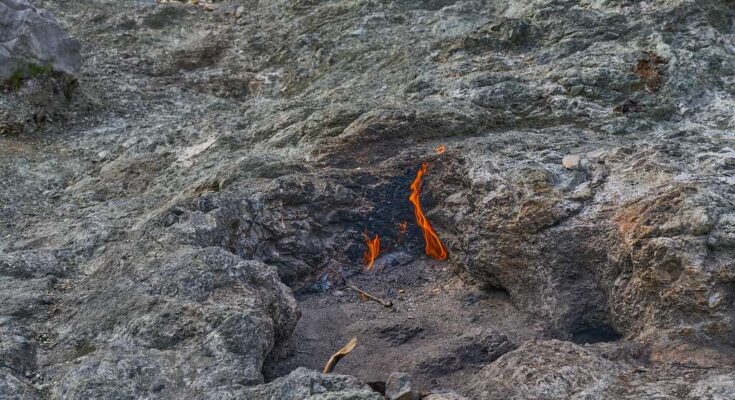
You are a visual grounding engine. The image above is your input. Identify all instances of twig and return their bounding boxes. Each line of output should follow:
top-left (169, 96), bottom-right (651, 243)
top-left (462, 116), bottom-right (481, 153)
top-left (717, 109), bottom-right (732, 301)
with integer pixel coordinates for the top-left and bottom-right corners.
top-left (345, 282), bottom-right (393, 308)
top-left (323, 337), bottom-right (358, 373)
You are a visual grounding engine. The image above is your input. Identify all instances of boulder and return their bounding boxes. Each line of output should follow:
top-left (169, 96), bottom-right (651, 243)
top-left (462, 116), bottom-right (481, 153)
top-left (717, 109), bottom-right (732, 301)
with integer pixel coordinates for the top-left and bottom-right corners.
top-left (240, 367), bottom-right (382, 400)
top-left (385, 372), bottom-right (419, 400)
top-left (0, 0), bottom-right (81, 80)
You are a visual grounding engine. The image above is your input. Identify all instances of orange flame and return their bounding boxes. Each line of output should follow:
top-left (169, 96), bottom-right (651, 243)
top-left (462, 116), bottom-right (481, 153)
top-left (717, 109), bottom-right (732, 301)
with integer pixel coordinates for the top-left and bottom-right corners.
top-left (397, 221), bottom-right (408, 243)
top-left (409, 163), bottom-right (448, 260)
top-left (435, 145), bottom-right (446, 154)
top-left (362, 233), bottom-right (380, 271)
top-left (398, 221), bottom-right (408, 234)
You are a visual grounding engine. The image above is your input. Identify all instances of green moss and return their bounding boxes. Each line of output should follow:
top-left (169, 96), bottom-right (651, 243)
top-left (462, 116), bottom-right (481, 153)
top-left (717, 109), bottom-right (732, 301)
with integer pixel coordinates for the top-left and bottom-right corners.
top-left (5, 62), bottom-right (53, 91)
top-left (28, 63), bottom-right (53, 77)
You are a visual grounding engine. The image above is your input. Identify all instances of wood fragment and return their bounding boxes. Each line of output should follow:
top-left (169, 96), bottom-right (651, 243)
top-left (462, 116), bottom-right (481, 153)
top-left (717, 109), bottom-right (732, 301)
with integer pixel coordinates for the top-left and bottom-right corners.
top-left (346, 282), bottom-right (393, 308)
top-left (323, 337), bottom-right (358, 373)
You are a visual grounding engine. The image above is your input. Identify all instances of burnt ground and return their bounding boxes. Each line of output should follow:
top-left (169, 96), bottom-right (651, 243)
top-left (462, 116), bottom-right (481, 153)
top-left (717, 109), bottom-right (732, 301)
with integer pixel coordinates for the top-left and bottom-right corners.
top-left (265, 254), bottom-right (545, 396)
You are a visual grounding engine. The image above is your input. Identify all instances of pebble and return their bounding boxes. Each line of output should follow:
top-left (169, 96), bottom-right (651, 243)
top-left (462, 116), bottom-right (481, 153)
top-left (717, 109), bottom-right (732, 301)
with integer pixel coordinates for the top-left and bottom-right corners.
top-left (562, 154), bottom-right (582, 170)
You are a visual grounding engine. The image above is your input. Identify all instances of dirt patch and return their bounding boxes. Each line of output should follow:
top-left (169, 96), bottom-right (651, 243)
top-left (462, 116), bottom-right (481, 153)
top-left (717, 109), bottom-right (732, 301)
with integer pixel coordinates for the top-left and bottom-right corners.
top-left (633, 51), bottom-right (667, 92)
top-left (264, 256), bottom-right (544, 396)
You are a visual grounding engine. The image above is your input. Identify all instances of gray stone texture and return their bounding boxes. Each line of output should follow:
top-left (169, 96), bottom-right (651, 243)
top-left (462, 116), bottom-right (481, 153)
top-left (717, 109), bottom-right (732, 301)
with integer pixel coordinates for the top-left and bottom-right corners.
top-left (0, 0), bottom-right (734, 399)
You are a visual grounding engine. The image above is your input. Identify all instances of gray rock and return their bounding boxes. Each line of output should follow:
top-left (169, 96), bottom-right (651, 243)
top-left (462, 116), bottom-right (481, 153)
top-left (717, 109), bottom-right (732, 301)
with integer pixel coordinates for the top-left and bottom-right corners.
top-left (687, 374), bottom-right (735, 400)
top-left (468, 339), bottom-right (735, 400)
top-left (0, 250), bottom-right (63, 279)
top-left (468, 340), bottom-right (625, 399)
top-left (424, 392), bottom-right (468, 400)
top-left (0, 370), bottom-right (37, 400)
top-left (0, 318), bottom-right (36, 375)
top-left (0, 0), bottom-right (81, 80)
top-left (239, 367), bottom-right (382, 400)
top-left (385, 372), bottom-right (419, 400)
top-left (0, 0), bottom-right (85, 134)
top-left (415, 328), bottom-right (516, 376)
top-left (44, 247), bottom-right (300, 399)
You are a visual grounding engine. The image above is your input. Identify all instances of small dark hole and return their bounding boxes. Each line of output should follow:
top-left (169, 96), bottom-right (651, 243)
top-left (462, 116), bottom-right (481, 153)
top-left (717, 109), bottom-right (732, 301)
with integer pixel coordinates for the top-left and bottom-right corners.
top-left (572, 324), bottom-right (621, 344)
top-left (367, 381), bottom-right (386, 395)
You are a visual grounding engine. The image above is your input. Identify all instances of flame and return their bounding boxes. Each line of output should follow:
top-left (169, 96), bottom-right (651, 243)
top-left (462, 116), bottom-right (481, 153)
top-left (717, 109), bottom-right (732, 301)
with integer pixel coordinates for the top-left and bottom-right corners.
top-left (362, 233), bottom-right (380, 271)
top-left (409, 163), bottom-right (448, 260)
top-left (435, 145), bottom-right (446, 154)
top-left (397, 221), bottom-right (408, 243)
top-left (398, 221), bottom-right (408, 234)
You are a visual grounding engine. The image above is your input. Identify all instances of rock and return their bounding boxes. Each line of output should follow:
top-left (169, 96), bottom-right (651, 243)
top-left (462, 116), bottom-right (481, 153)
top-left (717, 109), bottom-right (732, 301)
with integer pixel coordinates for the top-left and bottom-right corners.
top-left (239, 367), bottom-right (382, 400)
top-left (0, 250), bottom-right (63, 279)
top-left (0, 318), bottom-right (36, 375)
top-left (467, 340), bottom-right (735, 400)
top-left (415, 329), bottom-right (515, 376)
top-left (561, 154), bottom-right (582, 170)
top-left (687, 374), bottom-right (735, 400)
top-left (0, 0), bottom-right (81, 80)
top-left (0, 371), bottom-right (37, 400)
top-left (424, 392), bottom-right (468, 400)
top-left (385, 372), bottom-right (419, 400)
top-left (44, 247), bottom-right (300, 399)
top-left (468, 340), bottom-right (625, 399)
top-left (235, 6), bottom-right (245, 18)
top-left (0, 1), bottom-right (86, 133)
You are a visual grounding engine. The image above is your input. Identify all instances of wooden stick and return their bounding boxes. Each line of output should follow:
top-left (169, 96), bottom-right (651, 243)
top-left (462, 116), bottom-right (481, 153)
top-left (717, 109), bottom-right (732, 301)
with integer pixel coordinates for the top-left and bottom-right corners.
top-left (346, 282), bottom-right (393, 308)
top-left (323, 337), bottom-right (358, 373)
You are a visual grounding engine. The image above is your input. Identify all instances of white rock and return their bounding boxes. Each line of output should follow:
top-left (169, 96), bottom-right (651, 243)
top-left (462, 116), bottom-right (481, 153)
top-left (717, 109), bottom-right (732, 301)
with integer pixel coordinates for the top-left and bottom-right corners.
top-left (562, 154), bottom-right (582, 170)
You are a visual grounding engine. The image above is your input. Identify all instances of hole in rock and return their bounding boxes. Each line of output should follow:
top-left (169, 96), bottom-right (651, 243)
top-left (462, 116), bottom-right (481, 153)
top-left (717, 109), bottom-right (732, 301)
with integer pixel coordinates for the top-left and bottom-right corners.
top-left (571, 324), bottom-right (621, 344)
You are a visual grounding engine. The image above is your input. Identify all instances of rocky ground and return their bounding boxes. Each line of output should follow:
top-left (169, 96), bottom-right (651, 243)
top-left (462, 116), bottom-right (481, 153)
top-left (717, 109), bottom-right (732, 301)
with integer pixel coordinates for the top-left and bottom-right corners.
top-left (1, 0), bottom-right (735, 399)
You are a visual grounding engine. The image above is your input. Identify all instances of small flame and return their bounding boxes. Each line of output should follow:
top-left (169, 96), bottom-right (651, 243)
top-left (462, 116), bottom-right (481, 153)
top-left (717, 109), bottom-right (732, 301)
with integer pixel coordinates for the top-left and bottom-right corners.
top-left (398, 221), bottom-right (408, 234)
top-left (409, 163), bottom-right (448, 260)
top-left (397, 221), bottom-right (408, 243)
top-left (435, 145), bottom-right (446, 154)
top-left (362, 233), bottom-right (380, 271)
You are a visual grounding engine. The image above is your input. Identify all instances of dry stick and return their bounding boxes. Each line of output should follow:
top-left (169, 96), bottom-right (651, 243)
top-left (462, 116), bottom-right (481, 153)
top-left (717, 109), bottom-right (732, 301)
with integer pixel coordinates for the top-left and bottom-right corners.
top-left (345, 282), bottom-right (393, 308)
top-left (323, 337), bottom-right (358, 373)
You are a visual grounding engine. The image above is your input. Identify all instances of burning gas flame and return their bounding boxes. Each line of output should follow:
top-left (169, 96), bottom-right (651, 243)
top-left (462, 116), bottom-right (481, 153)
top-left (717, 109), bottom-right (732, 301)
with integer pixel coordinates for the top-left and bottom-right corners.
top-left (409, 163), bottom-right (448, 260)
top-left (396, 221), bottom-right (408, 243)
top-left (435, 144), bottom-right (446, 154)
top-left (362, 233), bottom-right (380, 271)
top-left (398, 221), bottom-right (408, 234)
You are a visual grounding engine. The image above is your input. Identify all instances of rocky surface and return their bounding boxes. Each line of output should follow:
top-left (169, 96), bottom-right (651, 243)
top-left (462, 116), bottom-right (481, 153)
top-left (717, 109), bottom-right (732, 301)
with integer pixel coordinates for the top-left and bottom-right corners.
top-left (1, 0), bottom-right (734, 399)
top-left (226, 367), bottom-right (383, 400)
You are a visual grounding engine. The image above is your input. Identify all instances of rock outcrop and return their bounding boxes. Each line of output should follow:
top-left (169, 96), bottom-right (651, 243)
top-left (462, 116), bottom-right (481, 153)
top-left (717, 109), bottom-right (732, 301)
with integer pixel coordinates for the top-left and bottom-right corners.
top-left (0, 0), bottom-right (80, 80)
top-left (0, 0), bottom-right (84, 134)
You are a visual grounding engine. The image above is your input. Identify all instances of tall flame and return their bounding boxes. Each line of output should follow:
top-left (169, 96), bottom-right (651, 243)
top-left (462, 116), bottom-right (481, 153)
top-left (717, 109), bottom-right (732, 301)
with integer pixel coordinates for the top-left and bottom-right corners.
top-left (362, 233), bottom-right (380, 271)
top-left (409, 163), bottom-right (448, 260)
